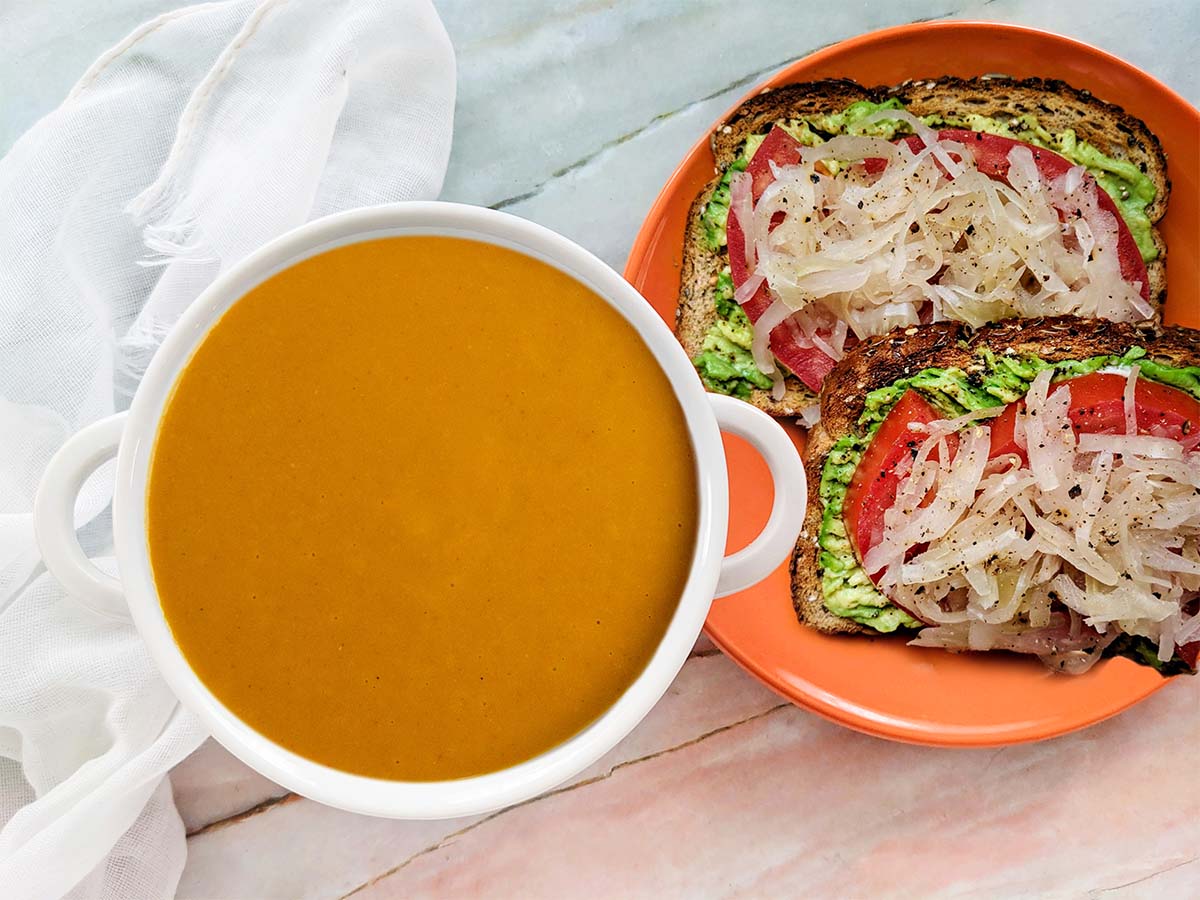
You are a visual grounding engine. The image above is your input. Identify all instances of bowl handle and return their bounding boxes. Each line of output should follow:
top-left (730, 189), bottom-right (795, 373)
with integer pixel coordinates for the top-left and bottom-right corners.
top-left (34, 412), bottom-right (130, 620)
top-left (707, 394), bottom-right (807, 598)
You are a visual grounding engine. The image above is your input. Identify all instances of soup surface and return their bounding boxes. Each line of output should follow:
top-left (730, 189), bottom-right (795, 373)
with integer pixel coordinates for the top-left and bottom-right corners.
top-left (148, 236), bottom-right (698, 780)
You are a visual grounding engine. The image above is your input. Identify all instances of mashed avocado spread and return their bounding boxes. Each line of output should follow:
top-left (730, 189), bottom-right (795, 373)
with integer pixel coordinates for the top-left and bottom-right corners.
top-left (692, 268), bottom-right (774, 398)
top-left (693, 99), bottom-right (1161, 399)
top-left (818, 348), bottom-right (1200, 636)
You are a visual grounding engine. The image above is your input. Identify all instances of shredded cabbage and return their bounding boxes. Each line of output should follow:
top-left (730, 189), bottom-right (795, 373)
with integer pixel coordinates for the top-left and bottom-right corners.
top-left (732, 134), bottom-right (1149, 367)
top-left (877, 370), bottom-right (1200, 672)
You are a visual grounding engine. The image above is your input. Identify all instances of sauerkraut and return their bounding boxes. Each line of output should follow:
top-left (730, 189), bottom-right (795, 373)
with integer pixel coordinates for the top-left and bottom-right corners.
top-left (871, 369), bottom-right (1200, 673)
top-left (730, 115), bottom-right (1151, 377)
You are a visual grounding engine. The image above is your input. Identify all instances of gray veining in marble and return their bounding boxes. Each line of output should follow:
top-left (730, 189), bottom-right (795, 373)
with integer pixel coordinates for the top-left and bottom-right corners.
top-left (4, 3), bottom-right (1197, 274)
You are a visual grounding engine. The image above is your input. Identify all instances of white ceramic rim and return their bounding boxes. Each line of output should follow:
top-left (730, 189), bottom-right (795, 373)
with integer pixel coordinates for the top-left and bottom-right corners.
top-left (112, 202), bottom-right (732, 819)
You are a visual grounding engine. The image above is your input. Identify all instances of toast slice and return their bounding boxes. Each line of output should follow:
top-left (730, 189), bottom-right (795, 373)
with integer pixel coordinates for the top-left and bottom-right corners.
top-left (678, 77), bottom-right (1171, 418)
top-left (791, 316), bottom-right (1200, 635)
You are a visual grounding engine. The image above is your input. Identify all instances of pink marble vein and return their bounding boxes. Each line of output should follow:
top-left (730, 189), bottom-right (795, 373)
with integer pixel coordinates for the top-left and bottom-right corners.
top-left (176, 652), bottom-right (781, 899)
top-left (352, 678), bottom-right (1200, 899)
top-left (176, 652), bottom-right (1200, 899)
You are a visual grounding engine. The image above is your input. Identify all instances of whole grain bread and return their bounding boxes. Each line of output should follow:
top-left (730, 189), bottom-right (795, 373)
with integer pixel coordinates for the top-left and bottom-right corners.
top-left (790, 316), bottom-right (1200, 635)
top-left (678, 77), bottom-right (1171, 418)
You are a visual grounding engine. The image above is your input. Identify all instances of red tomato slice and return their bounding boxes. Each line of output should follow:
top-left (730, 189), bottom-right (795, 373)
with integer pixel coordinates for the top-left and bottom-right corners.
top-left (1181, 640), bottom-right (1199, 670)
top-left (987, 402), bottom-right (1023, 461)
top-left (845, 375), bottom-right (1200, 557)
top-left (728, 126), bottom-right (803, 293)
top-left (746, 126), bottom-right (804, 203)
top-left (779, 343), bottom-right (840, 394)
top-left (843, 391), bottom-right (945, 570)
top-left (898, 130), bottom-right (1150, 300)
top-left (1061, 372), bottom-right (1200, 438)
top-left (988, 372), bottom-right (1200, 462)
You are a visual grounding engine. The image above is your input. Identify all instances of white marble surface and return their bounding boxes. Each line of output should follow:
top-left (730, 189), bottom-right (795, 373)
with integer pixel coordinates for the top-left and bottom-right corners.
top-left (6, 0), bottom-right (1200, 897)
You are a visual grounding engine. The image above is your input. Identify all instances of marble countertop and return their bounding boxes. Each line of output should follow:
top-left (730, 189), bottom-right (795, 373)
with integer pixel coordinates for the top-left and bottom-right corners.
top-left (7, 0), bottom-right (1200, 897)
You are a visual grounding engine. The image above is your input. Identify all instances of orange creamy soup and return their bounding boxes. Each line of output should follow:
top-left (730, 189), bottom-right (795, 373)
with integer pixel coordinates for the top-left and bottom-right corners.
top-left (147, 236), bottom-right (698, 780)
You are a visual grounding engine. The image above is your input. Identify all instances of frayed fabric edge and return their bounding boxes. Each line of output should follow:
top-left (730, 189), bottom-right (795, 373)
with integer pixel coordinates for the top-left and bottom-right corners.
top-left (123, 0), bottom-right (284, 266)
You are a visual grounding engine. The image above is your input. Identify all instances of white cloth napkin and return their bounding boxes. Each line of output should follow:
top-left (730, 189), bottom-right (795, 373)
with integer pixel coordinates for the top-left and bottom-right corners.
top-left (0, 1), bottom-right (456, 896)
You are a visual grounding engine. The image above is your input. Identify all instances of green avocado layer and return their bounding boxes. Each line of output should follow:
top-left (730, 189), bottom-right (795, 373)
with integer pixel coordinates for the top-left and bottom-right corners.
top-left (692, 99), bottom-right (1161, 399)
top-left (817, 348), bottom-right (1200, 649)
top-left (699, 158), bottom-right (748, 253)
top-left (691, 268), bottom-right (774, 399)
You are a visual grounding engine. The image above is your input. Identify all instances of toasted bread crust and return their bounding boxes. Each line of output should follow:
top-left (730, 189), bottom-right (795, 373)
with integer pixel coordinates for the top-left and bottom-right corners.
top-left (790, 316), bottom-right (1200, 635)
top-left (815, 316), bottom-right (1180, 432)
top-left (711, 79), bottom-right (881, 166)
top-left (677, 76), bottom-right (1171, 419)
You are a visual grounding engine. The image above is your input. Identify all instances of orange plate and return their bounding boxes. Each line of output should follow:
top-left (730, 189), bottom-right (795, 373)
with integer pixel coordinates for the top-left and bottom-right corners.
top-left (624, 22), bottom-right (1200, 746)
